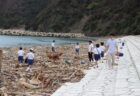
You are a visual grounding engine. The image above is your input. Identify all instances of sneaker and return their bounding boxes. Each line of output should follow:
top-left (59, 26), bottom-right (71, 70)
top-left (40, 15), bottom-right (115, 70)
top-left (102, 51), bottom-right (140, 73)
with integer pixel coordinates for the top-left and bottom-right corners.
top-left (29, 68), bottom-right (32, 72)
top-left (25, 68), bottom-right (30, 72)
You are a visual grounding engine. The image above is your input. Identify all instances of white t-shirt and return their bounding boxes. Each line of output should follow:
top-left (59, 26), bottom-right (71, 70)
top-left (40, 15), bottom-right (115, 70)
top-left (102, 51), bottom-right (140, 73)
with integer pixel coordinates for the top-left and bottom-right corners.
top-left (106, 39), bottom-right (118, 54)
top-left (26, 52), bottom-right (34, 60)
top-left (88, 44), bottom-right (94, 52)
top-left (18, 50), bottom-right (24, 56)
top-left (119, 49), bottom-right (123, 54)
top-left (117, 38), bottom-right (124, 47)
top-left (51, 42), bottom-right (55, 47)
top-left (117, 39), bottom-right (122, 46)
top-left (75, 45), bottom-right (80, 49)
top-left (93, 48), bottom-right (101, 54)
top-left (100, 46), bottom-right (105, 52)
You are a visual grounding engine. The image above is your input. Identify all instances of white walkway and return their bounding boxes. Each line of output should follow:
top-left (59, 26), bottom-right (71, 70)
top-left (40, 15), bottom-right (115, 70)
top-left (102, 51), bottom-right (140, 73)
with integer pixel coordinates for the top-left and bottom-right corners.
top-left (52, 36), bottom-right (140, 96)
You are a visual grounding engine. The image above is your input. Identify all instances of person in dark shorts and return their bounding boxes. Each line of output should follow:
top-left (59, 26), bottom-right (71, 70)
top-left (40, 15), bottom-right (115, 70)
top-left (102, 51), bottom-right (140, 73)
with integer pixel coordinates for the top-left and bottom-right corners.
top-left (122, 39), bottom-right (125, 46)
top-left (17, 47), bottom-right (24, 63)
top-left (17, 47), bottom-right (24, 67)
top-left (93, 44), bottom-right (101, 68)
top-left (25, 48), bottom-right (35, 72)
top-left (75, 43), bottom-right (80, 56)
top-left (119, 47), bottom-right (124, 57)
top-left (51, 40), bottom-right (56, 52)
top-left (100, 42), bottom-right (105, 62)
top-left (88, 41), bottom-right (94, 63)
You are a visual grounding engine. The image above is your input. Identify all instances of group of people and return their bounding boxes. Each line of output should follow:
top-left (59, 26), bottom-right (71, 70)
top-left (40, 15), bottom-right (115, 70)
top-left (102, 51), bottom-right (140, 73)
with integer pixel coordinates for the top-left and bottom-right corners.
top-left (17, 40), bottom-right (56, 72)
top-left (17, 47), bottom-right (34, 72)
top-left (87, 41), bottom-right (105, 68)
top-left (17, 33), bottom-right (125, 72)
top-left (74, 33), bottom-right (125, 69)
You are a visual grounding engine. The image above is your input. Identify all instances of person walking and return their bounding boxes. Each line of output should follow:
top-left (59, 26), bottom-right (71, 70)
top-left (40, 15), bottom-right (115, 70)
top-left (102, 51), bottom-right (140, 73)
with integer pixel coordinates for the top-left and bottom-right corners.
top-left (100, 42), bottom-right (105, 61)
top-left (93, 44), bottom-right (101, 68)
top-left (75, 43), bottom-right (80, 56)
top-left (25, 48), bottom-right (35, 72)
top-left (105, 34), bottom-right (118, 69)
top-left (88, 40), bottom-right (94, 63)
top-left (51, 40), bottom-right (56, 52)
top-left (17, 47), bottom-right (24, 67)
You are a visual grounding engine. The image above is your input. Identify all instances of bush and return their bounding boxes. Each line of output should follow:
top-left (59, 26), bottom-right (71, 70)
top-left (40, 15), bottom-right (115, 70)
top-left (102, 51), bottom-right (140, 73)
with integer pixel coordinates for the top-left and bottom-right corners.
top-left (87, 2), bottom-right (99, 9)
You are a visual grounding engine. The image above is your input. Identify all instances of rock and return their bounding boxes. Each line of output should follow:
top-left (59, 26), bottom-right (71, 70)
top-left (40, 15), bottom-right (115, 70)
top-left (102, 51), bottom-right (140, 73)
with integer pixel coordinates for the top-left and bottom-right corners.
top-left (0, 29), bottom-right (85, 38)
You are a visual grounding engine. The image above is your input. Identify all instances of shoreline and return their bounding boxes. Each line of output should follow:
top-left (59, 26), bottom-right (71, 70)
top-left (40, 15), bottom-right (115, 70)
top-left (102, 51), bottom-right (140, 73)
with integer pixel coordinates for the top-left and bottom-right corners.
top-left (0, 29), bottom-right (110, 41)
top-left (0, 29), bottom-right (85, 38)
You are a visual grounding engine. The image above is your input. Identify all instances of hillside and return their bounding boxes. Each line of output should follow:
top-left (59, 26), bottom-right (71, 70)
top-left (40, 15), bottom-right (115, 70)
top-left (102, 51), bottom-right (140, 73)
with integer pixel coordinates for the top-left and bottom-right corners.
top-left (0, 0), bottom-right (140, 36)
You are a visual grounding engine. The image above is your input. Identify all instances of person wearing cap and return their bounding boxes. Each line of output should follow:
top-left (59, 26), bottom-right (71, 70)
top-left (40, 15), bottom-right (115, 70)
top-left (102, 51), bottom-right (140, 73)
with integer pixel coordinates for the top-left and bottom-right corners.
top-left (25, 48), bottom-right (35, 72)
top-left (51, 40), bottom-right (56, 52)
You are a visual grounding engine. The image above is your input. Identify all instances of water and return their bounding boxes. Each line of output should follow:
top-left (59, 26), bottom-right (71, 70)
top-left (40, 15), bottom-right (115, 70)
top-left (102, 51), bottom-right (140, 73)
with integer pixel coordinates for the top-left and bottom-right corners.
top-left (0, 35), bottom-right (87, 47)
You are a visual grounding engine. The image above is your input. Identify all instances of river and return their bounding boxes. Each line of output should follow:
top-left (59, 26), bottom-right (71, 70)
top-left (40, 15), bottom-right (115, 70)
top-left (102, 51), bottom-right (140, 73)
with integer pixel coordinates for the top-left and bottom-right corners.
top-left (0, 35), bottom-right (87, 47)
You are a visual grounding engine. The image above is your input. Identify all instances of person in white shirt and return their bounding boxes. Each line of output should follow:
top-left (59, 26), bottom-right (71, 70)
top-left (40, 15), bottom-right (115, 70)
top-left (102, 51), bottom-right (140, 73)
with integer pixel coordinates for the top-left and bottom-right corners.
top-left (117, 47), bottom-right (124, 60)
top-left (75, 43), bottom-right (80, 56)
top-left (26, 48), bottom-right (35, 72)
top-left (119, 47), bottom-right (124, 57)
top-left (17, 47), bottom-right (24, 63)
top-left (106, 34), bottom-right (118, 69)
top-left (117, 39), bottom-right (122, 47)
top-left (100, 42), bottom-right (105, 60)
top-left (121, 38), bottom-right (125, 46)
top-left (88, 40), bottom-right (94, 62)
top-left (51, 40), bottom-right (56, 52)
top-left (93, 44), bottom-right (101, 68)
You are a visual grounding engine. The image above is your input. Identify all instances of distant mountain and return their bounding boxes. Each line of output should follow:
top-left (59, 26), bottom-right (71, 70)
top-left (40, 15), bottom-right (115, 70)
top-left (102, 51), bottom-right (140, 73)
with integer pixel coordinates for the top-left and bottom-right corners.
top-left (0, 0), bottom-right (140, 36)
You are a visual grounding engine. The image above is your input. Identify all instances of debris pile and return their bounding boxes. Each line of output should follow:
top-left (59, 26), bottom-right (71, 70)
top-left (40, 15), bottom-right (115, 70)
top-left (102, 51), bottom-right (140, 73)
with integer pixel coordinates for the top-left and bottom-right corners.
top-left (0, 44), bottom-right (90, 96)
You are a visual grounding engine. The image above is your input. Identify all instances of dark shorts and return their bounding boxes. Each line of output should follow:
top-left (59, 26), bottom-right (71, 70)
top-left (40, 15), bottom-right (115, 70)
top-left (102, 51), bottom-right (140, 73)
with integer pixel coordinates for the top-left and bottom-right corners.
top-left (75, 49), bottom-right (80, 52)
top-left (101, 51), bottom-right (104, 57)
top-left (88, 52), bottom-right (93, 61)
top-left (27, 59), bottom-right (34, 65)
top-left (52, 47), bottom-right (55, 52)
top-left (119, 53), bottom-right (124, 57)
top-left (94, 54), bottom-right (100, 61)
top-left (122, 43), bottom-right (125, 46)
top-left (18, 56), bottom-right (24, 62)
top-left (25, 58), bottom-right (28, 64)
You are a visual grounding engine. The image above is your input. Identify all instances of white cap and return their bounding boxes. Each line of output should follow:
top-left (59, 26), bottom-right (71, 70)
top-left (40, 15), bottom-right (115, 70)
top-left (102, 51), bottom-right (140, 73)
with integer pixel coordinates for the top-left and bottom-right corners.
top-left (30, 48), bottom-right (34, 51)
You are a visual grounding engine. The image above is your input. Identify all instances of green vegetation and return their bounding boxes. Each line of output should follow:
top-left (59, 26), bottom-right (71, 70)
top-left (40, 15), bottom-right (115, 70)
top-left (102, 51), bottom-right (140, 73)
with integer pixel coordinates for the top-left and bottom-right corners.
top-left (87, 2), bottom-right (99, 9)
top-left (0, 0), bottom-right (139, 36)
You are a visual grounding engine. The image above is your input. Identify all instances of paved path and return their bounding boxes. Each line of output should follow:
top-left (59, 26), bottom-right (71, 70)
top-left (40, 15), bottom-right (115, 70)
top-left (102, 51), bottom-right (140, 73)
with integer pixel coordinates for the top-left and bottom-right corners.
top-left (52, 36), bottom-right (140, 96)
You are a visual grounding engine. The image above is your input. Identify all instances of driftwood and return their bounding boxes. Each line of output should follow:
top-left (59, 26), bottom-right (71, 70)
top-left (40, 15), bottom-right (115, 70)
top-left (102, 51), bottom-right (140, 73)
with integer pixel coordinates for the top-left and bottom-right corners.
top-left (18, 81), bottom-right (41, 89)
top-left (0, 44), bottom-right (89, 95)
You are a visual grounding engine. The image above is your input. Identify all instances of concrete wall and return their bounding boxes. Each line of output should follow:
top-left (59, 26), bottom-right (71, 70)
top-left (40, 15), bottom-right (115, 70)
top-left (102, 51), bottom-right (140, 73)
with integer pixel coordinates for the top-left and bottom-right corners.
top-left (0, 29), bottom-right (85, 38)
